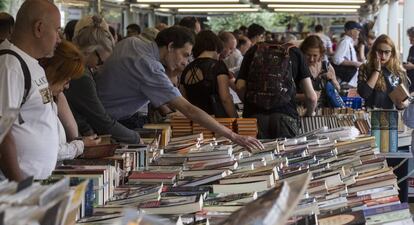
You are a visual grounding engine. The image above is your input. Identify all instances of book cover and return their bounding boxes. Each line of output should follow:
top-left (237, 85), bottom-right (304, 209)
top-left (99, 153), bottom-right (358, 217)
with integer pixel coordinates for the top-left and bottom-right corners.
top-left (370, 111), bottom-right (381, 149)
top-left (318, 210), bottom-right (366, 225)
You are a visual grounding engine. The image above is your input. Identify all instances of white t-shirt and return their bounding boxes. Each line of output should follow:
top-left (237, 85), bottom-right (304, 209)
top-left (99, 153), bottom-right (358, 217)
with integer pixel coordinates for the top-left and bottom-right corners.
top-left (0, 40), bottom-right (59, 179)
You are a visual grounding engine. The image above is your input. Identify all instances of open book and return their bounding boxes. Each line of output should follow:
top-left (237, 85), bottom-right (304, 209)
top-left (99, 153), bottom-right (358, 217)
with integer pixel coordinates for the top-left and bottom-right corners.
top-left (219, 173), bottom-right (311, 225)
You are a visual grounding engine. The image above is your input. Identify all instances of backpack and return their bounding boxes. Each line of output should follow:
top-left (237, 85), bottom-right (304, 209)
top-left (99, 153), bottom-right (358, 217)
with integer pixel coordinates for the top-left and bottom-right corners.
top-left (245, 43), bottom-right (295, 110)
top-left (0, 49), bottom-right (31, 124)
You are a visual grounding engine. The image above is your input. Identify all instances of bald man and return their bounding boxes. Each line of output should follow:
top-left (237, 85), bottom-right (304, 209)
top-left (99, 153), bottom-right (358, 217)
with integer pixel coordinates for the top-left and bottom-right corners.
top-left (219, 31), bottom-right (237, 60)
top-left (0, 0), bottom-right (62, 181)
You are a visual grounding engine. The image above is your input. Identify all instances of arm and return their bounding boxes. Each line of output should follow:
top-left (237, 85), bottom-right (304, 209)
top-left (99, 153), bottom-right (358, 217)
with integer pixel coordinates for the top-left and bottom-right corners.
top-left (65, 77), bottom-right (140, 144)
top-left (235, 79), bottom-right (246, 102)
top-left (327, 64), bottom-right (341, 91)
top-left (169, 96), bottom-right (263, 150)
top-left (56, 93), bottom-right (79, 141)
top-left (300, 77), bottom-right (317, 116)
top-left (217, 75), bottom-right (238, 118)
top-left (57, 140), bottom-right (84, 161)
top-left (235, 46), bottom-right (255, 101)
top-left (0, 132), bottom-right (24, 181)
top-left (357, 64), bottom-right (376, 99)
top-left (357, 44), bottom-right (366, 62)
top-left (403, 62), bottom-right (414, 70)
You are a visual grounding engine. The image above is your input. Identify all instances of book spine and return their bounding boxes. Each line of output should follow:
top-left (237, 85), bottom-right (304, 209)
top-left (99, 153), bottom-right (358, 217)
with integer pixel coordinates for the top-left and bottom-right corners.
top-left (388, 111), bottom-right (398, 153)
top-left (379, 111), bottom-right (390, 153)
top-left (363, 202), bottom-right (408, 217)
top-left (371, 111), bottom-right (381, 149)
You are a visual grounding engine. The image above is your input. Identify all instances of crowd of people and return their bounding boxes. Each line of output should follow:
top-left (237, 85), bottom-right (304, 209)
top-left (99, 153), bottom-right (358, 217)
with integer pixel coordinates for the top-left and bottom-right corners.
top-left (0, 0), bottom-right (413, 182)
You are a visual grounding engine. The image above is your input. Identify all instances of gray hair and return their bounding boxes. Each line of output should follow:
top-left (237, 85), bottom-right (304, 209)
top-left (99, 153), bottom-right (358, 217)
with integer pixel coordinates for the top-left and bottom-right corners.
top-left (72, 15), bottom-right (114, 54)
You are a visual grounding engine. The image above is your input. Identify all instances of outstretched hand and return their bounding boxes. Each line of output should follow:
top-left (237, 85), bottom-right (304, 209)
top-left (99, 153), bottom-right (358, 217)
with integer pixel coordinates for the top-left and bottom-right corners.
top-left (231, 133), bottom-right (264, 152)
top-left (83, 134), bottom-right (101, 147)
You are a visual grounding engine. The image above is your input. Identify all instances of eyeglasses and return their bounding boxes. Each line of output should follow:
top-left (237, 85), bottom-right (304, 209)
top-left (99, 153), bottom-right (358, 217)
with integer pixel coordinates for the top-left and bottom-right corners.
top-left (95, 50), bottom-right (104, 66)
top-left (376, 49), bottom-right (392, 56)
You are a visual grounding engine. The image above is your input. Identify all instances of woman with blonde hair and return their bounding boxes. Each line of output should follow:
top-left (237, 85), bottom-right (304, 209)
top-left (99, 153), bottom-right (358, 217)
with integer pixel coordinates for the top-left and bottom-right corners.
top-left (358, 34), bottom-right (409, 109)
top-left (41, 40), bottom-right (99, 160)
top-left (65, 15), bottom-right (141, 144)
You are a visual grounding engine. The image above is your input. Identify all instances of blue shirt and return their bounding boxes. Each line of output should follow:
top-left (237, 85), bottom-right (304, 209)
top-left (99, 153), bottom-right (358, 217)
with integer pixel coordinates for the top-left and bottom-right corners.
top-left (95, 37), bottom-right (181, 120)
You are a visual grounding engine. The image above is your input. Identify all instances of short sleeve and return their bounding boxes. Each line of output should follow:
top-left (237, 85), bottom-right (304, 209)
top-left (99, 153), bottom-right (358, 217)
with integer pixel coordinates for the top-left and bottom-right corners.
top-left (215, 60), bottom-right (230, 76)
top-left (0, 57), bottom-right (24, 117)
top-left (290, 47), bottom-right (311, 83)
top-left (137, 58), bottom-right (181, 108)
top-left (237, 45), bottom-right (257, 81)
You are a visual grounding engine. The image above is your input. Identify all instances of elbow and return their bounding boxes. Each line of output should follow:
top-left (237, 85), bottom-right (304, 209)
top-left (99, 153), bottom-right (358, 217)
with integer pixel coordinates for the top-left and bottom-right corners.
top-left (307, 91), bottom-right (318, 106)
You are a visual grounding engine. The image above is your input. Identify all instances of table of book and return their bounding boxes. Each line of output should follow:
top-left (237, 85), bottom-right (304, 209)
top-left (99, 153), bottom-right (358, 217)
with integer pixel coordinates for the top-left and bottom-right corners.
top-left (0, 127), bottom-right (413, 225)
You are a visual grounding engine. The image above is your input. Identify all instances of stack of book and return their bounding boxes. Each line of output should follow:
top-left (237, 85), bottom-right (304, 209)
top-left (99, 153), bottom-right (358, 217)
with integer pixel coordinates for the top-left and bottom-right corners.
top-left (171, 114), bottom-right (193, 137)
top-left (0, 178), bottom-right (88, 225)
top-left (214, 118), bottom-right (236, 138)
top-left (235, 118), bottom-right (258, 137)
top-left (4, 122), bottom-right (408, 225)
top-left (193, 122), bottom-right (214, 139)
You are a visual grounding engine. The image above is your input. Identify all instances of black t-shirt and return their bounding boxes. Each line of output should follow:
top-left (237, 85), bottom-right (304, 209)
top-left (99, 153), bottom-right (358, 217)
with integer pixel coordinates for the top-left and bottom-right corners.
top-left (407, 46), bottom-right (414, 75)
top-left (180, 57), bottom-right (230, 116)
top-left (237, 45), bottom-right (311, 119)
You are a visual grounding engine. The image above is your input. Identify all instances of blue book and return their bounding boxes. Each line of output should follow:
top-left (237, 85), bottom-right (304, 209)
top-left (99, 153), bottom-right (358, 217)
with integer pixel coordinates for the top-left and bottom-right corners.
top-left (363, 202), bottom-right (408, 217)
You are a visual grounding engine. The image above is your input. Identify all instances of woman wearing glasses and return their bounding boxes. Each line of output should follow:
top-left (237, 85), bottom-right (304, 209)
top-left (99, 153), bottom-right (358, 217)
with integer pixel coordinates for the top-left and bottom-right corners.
top-left (64, 15), bottom-right (141, 144)
top-left (357, 34), bottom-right (409, 109)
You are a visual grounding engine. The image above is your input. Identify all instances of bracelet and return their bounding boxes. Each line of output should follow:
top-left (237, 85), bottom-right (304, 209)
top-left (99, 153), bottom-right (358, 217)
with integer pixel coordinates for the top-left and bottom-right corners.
top-left (374, 69), bottom-right (381, 73)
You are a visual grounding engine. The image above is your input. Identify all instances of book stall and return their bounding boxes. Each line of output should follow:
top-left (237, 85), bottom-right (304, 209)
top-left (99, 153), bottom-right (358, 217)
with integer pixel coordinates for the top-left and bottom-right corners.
top-left (1, 111), bottom-right (413, 225)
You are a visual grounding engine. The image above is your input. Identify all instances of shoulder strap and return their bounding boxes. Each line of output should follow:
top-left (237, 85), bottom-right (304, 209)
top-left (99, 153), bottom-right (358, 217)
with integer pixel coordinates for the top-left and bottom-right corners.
top-left (0, 49), bottom-right (31, 107)
top-left (0, 49), bottom-right (32, 124)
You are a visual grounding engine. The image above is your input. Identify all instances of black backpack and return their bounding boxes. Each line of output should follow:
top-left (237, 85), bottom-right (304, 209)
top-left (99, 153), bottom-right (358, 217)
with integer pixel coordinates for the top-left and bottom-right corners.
top-left (245, 43), bottom-right (295, 110)
top-left (0, 49), bottom-right (31, 124)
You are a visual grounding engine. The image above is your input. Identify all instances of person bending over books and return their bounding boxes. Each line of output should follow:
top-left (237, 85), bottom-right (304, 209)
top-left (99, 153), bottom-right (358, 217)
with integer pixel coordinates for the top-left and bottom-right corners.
top-left (64, 15), bottom-right (142, 144)
top-left (357, 34), bottom-right (410, 110)
top-left (180, 30), bottom-right (238, 118)
top-left (41, 40), bottom-right (100, 161)
top-left (298, 35), bottom-right (341, 109)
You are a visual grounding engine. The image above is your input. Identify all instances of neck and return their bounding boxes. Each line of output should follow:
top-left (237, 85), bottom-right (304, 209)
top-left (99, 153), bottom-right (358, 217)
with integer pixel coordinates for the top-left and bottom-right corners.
top-left (198, 51), bottom-right (217, 59)
top-left (159, 46), bottom-right (168, 67)
top-left (10, 33), bottom-right (40, 59)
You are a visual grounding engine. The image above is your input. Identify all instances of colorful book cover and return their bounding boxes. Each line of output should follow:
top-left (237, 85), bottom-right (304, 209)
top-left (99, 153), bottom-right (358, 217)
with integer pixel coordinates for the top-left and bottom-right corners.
top-left (370, 111), bottom-right (381, 149)
top-left (379, 111), bottom-right (390, 153)
top-left (388, 110), bottom-right (398, 152)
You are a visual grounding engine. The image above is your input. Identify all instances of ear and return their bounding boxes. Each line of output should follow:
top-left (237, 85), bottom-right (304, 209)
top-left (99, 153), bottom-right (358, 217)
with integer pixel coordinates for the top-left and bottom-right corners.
top-left (33, 20), bottom-right (43, 38)
top-left (167, 42), bottom-right (174, 52)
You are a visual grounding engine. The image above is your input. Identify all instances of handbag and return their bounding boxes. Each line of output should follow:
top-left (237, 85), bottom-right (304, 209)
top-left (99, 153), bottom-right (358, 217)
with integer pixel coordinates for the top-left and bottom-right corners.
top-left (325, 81), bottom-right (345, 108)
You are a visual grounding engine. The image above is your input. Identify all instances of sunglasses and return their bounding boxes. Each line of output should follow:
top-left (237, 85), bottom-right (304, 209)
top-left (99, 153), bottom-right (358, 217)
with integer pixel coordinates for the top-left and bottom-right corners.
top-left (95, 50), bottom-right (104, 66)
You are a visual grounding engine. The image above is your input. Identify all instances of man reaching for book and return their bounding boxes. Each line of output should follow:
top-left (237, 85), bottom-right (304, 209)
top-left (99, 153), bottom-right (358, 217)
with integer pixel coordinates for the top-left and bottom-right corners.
top-left (94, 26), bottom-right (264, 151)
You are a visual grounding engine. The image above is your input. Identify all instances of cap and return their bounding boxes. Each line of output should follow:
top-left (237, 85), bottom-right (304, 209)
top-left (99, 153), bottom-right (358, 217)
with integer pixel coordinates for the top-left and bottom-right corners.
top-left (344, 21), bottom-right (362, 31)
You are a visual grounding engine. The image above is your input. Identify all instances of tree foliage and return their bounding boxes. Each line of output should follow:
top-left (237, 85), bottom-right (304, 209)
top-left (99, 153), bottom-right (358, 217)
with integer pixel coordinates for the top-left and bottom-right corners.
top-left (0, 0), bottom-right (7, 11)
top-left (207, 12), bottom-right (316, 33)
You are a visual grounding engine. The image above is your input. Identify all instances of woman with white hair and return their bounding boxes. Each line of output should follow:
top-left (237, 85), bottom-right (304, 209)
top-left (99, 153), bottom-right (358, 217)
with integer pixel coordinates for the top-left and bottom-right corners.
top-left (64, 15), bottom-right (141, 144)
